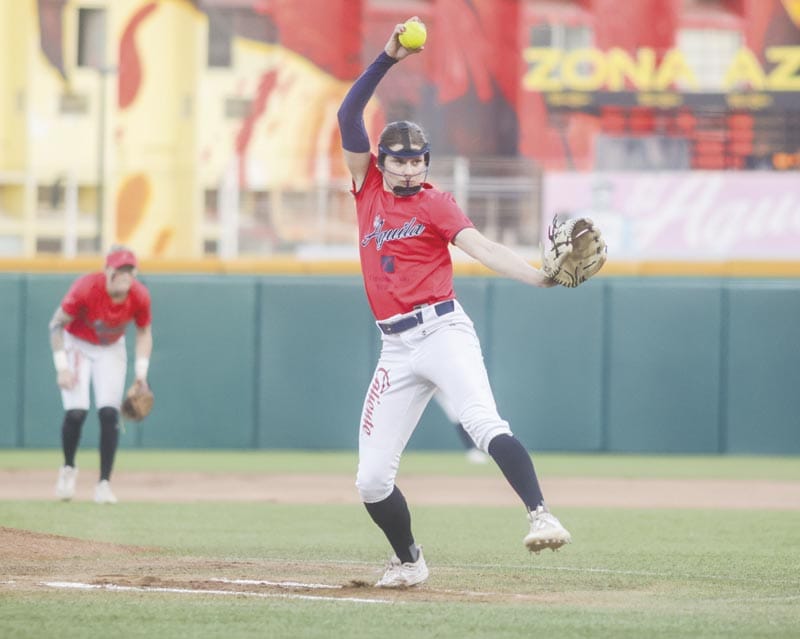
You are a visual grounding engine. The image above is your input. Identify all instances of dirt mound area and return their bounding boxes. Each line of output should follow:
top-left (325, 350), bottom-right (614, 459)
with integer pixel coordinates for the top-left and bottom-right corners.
top-left (0, 526), bottom-right (152, 562)
top-left (0, 528), bottom-right (584, 605)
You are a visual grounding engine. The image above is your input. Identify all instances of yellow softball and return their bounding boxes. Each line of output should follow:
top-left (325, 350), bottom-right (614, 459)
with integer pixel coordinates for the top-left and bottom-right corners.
top-left (399, 20), bottom-right (427, 50)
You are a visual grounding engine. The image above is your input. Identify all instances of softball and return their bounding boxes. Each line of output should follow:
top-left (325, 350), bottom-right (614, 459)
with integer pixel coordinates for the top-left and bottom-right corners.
top-left (399, 20), bottom-right (427, 50)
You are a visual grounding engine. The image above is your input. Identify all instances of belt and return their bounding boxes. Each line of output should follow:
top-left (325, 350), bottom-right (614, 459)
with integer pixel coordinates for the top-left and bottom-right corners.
top-left (378, 300), bottom-right (455, 335)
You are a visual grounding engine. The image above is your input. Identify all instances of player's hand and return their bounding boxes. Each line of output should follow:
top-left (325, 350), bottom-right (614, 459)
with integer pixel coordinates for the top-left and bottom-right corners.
top-left (385, 17), bottom-right (424, 61)
top-left (57, 368), bottom-right (76, 390)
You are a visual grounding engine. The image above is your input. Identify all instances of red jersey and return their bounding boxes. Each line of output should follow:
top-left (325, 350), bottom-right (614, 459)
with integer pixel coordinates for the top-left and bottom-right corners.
top-left (354, 156), bottom-right (474, 319)
top-left (61, 272), bottom-right (152, 345)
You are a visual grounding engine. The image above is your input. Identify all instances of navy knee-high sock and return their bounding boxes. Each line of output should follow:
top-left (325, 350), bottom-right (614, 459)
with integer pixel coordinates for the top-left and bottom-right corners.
top-left (363, 486), bottom-right (419, 564)
top-left (488, 434), bottom-right (544, 511)
top-left (61, 409), bottom-right (88, 467)
top-left (98, 407), bottom-right (120, 481)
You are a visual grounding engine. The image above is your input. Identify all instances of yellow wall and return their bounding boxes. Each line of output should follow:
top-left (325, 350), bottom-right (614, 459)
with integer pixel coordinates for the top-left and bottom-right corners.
top-left (0, 1), bottom-right (31, 172)
top-left (0, 0), bottom-right (356, 259)
top-left (112, 0), bottom-right (199, 257)
top-left (0, 0), bottom-right (357, 258)
top-left (29, 4), bottom-right (98, 182)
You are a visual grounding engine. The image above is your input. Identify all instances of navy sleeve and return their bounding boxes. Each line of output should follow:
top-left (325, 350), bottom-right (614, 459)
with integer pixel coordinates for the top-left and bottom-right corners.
top-left (337, 52), bottom-right (397, 153)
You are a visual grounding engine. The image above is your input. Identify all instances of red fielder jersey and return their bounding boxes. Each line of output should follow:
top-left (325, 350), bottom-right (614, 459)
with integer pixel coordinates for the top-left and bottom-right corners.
top-left (353, 156), bottom-right (474, 320)
top-left (61, 272), bottom-right (152, 345)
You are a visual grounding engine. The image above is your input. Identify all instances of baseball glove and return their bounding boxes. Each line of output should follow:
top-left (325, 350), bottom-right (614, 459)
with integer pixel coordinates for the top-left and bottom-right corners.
top-left (121, 381), bottom-right (154, 422)
top-left (541, 215), bottom-right (607, 288)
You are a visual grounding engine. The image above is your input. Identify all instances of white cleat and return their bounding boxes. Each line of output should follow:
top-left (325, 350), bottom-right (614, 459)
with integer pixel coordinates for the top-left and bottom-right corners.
top-left (55, 465), bottom-right (78, 501)
top-left (375, 546), bottom-right (429, 588)
top-left (94, 480), bottom-right (118, 505)
top-left (524, 505), bottom-right (572, 553)
top-left (466, 448), bottom-right (490, 464)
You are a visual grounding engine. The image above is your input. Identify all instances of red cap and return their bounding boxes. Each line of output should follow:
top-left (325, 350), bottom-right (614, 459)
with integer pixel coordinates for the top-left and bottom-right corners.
top-left (105, 249), bottom-right (138, 270)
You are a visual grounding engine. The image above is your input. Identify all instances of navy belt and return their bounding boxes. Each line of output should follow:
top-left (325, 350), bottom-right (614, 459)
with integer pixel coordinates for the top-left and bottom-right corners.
top-left (378, 300), bottom-right (455, 335)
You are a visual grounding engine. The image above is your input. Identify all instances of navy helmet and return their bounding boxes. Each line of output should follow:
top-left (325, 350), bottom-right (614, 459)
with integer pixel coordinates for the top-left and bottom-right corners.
top-left (377, 121), bottom-right (431, 169)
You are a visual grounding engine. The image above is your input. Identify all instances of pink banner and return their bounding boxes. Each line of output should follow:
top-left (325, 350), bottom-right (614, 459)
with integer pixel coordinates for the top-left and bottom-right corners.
top-left (543, 172), bottom-right (800, 260)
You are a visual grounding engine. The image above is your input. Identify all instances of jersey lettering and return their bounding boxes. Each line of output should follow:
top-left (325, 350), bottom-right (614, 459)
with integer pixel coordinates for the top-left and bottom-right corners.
top-left (361, 215), bottom-right (425, 250)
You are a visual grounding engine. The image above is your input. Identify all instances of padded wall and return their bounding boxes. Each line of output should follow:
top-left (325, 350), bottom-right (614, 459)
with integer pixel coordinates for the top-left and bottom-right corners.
top-left (490, 281), bottom-right (605, 451)
top-left (0, 276), bottom-right (23, 446)
top-left (8, 274), bottom-right (800, 455)
top-left (606, 280), bottom-right (723, 453)
top-left (257, 277), bottom-right (375, 449)
top-left (725, 282), bottom-right (800, 454)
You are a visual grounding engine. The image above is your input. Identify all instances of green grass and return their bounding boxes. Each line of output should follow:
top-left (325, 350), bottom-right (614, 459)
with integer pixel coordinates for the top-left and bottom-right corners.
top-left (1, 451), bottom-right (799, 638)
top-left (3, 448), bottom-right (800, 479)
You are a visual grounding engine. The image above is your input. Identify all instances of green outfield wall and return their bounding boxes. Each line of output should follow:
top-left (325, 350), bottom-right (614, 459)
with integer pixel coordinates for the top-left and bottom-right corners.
top-left (3, 274), bottom-right (798, 454)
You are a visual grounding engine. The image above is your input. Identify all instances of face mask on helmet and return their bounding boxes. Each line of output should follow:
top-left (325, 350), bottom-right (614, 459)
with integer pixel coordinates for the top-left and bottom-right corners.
top-left (378, 121), bottom-right (431, 196)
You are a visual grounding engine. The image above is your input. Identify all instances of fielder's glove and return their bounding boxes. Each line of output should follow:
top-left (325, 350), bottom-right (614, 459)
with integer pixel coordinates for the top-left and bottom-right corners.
top-left (541, 215), bottom-right (607, 288)
top-left (121, 380), bottom-right (154, 422)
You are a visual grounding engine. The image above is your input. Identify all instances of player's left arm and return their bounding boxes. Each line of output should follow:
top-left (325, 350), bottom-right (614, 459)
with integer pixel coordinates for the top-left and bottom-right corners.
top-left (133, 324), bottom-right (152, 386)
top-left (454, 227), bottom-right (556, 288)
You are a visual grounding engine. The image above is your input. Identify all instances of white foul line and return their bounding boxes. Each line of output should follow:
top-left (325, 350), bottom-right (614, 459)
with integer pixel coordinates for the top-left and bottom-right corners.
top-left (41, 581), bottom-right (391, 605)
top-left (210, 578), bottom-right (340, 589)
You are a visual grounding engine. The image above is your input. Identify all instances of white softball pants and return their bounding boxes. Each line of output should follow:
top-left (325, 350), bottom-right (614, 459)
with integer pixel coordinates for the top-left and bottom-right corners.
top-left (60, 332), bottom-right (128, 411)
top-left (356, 300), bottom-right (512, 503)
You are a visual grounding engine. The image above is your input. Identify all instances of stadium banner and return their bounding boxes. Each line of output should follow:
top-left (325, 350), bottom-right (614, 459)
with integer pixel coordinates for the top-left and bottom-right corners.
top-left (543, 172), bottom-right (800, 260)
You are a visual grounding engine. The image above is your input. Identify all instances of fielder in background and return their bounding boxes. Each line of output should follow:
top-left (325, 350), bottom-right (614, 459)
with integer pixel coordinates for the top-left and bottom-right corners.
top-left (337, 17), bottom-right (571, 589)
top-left (49, 246), bottom-right (153, 504)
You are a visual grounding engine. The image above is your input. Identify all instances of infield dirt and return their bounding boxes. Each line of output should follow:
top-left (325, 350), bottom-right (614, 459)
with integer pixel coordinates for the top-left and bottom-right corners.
top-left (1, 469), bottom-right (799, 509)
top-left (3, 471), bottom-right (799, 603)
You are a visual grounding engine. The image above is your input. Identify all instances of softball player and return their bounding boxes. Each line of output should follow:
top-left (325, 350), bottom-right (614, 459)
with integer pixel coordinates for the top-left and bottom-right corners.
top-left (49, 246), bottom-right (153, 504)
top-left (338, 18), bottom-right (571, 588)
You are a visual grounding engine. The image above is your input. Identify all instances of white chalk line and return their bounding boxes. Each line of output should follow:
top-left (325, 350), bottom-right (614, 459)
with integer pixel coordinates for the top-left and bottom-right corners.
top-left (297, 557), bottom-right (798, 587)
top-left (41, 581), bottom-right (391, 605)
top-left (33, 579), bottom-right (800, 605)
top-left (521, 565), bottom-right (800, 586)
top-left (239, 556), bottom-right (794, 586)
top-left (210, 577), bottom-right (340, 589)
top-left (714, 594), bottom-right (800, 604)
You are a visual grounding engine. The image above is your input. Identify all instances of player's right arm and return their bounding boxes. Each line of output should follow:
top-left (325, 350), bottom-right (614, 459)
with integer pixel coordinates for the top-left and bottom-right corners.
top-left (49, 305), bottom-right (77, 389)
top-left (337, 19), bottom-right (422, 191)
